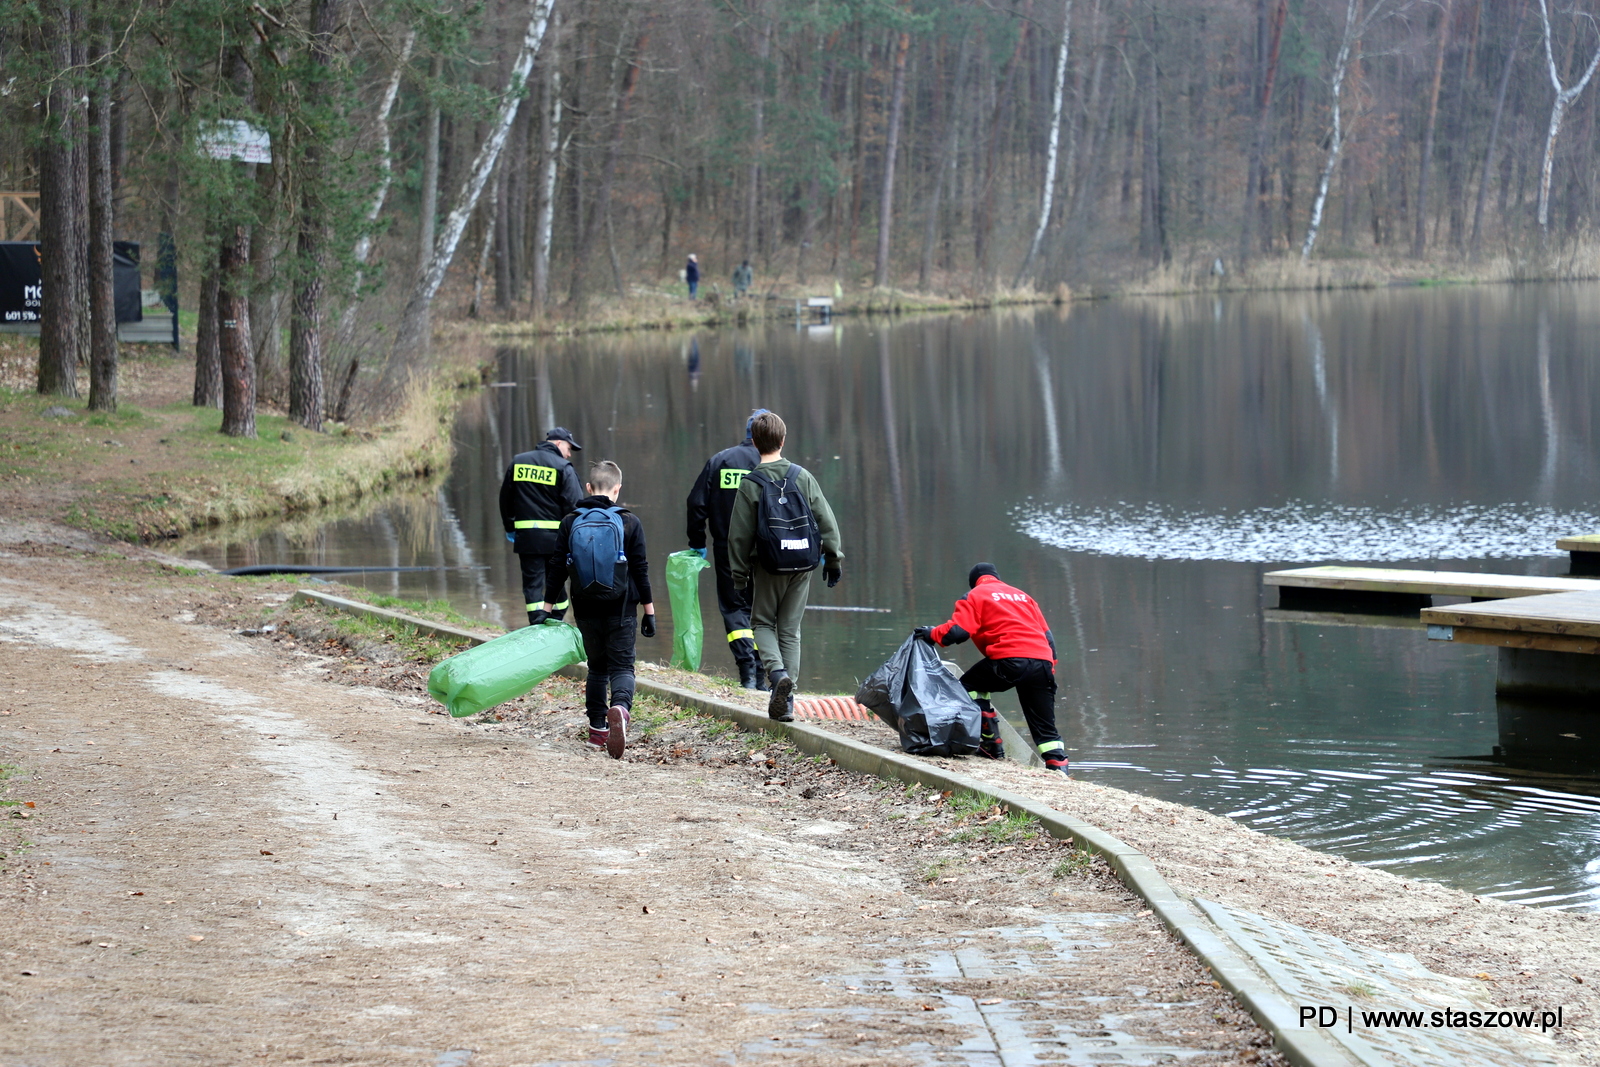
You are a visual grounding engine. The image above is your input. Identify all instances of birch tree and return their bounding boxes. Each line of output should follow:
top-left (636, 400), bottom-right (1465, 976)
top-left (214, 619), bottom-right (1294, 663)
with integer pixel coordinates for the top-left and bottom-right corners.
top-left (1536, 0), bottom-right (1600, 237)
top-left (388, 0), bottom-right (557, 372)
top-left (1016, 0), bottom-right (1071, 286)
top-left (1302, 0), bottom-right (1415, 260)
top-left (350, 32), bottom-right (415, 274)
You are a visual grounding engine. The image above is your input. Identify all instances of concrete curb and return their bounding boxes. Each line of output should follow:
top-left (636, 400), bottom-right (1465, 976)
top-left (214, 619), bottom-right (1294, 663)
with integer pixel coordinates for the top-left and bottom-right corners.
top-left (288, 589), bottom-right (1353, 1067)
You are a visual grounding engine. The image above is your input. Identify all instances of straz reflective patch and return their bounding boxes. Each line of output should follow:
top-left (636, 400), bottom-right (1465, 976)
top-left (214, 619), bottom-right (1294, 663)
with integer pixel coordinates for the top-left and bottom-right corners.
top-left (780, 538), bottom-right (811, 551)
top-left (719, 467), bottom-right (750, 490)
top-left (514, 464), bottom-right (558, 485)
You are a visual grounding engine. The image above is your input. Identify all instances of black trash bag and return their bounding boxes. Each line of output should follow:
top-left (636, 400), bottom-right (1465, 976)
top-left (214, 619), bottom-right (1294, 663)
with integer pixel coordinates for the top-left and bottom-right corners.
top-left (856, 635), bottom-right (982, 757)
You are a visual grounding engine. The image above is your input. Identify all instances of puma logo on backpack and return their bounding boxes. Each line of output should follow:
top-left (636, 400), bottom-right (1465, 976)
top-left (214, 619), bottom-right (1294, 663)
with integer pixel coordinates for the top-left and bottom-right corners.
top-left (568, 506), bottom-right (629, 600)
top-left (747, 467), bottom-right (821, 574)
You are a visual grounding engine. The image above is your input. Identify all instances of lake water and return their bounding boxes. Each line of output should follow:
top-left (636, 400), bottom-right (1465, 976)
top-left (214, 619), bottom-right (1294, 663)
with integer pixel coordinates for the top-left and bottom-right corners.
top-left (188, 286), bottom-right (1600, 910)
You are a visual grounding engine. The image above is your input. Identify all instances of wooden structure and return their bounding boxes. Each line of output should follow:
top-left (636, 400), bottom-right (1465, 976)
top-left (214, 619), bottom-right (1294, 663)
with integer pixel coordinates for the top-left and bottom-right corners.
top-left (1557, 535), bottom-right (1600, 574)
top-left (1423, 592), bottom-right (1600, 699)
top-left (0, 192), bottom-right (39, 241)
top-left (1263, 559), bottom-right (1600, 700)
top-left (1265, 565), bottom-right (1600, 610)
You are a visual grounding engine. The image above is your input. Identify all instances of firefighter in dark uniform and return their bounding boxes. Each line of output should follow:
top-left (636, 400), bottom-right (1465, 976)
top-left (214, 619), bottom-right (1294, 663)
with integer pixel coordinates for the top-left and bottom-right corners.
top-left (500, 427), bottom-right (584, 625)
top-left (686, 409), bottom-right (770, 689)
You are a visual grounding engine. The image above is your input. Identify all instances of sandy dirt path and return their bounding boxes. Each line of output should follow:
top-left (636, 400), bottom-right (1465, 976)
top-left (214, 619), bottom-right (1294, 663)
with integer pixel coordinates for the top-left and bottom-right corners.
top-left (0, 540), bottom-right (1275, 1066)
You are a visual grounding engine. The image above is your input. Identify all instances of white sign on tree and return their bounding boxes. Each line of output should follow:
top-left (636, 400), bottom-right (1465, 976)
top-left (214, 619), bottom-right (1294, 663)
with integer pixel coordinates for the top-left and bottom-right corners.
top-left (198, 120), bottom-right (272, 164)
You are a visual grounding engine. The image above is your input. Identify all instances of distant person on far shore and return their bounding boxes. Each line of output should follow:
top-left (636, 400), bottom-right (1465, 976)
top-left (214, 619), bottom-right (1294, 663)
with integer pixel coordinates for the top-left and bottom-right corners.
top-left (685, 254), bottom-right (700, 299)
top-left (914, 563), bottom-right (1068, 777)
top-left (732, 259), bottom-right (753, 297)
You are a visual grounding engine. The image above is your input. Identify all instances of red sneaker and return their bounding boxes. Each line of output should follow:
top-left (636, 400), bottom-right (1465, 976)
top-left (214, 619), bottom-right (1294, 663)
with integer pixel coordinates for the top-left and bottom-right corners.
top-left (606, 705), bottom-right (629, 759)
top-left (587, 726), bottom-right (609, 751)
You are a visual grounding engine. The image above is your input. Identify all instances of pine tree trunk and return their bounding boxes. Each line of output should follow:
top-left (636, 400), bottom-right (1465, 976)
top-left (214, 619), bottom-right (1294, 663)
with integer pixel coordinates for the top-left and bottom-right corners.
top-left (920, 40), bottom-right (970, 289)
top-left (493, 139), bottom-right (513, 311)
top-left (250, 166), bottom-right (283, 402)
top-left (746, 6), bottom-right (773, 260)
top-left (531, 55), bottom-right (560, 312)
top-left (1240, 0), bottom-right (1287, 265)
top-left (873, 29), bottom-right (910, 288)
top-left (69, 9), bottom-right (90, 367)
top-left (36, 0), bottom-right (81, 398)
top-left (219, 224), bottom-right (256, 438)
top-left (87, 29), bottom-right (118, 412)
top-left (288, 0), bottom-right (346, 431)
top-left (1472, 0), bottom-right (1525, 254)
top-left (194, 273), bottom-right (222, 407)
top-left (1413, 0), bottom-right (1451, 257)
top-left (418, 57), bottom-right (442, 281)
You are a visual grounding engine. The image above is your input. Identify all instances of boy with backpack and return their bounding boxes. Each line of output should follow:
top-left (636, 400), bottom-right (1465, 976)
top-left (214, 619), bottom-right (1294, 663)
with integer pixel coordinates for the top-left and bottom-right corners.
top-left (545, 460), bottom-right (656, 758)
top-left (727, 411), bottom-right (843, 723)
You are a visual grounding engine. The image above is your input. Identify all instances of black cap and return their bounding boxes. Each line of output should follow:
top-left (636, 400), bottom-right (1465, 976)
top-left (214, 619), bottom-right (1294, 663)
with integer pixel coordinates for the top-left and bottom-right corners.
top-left (968, 562), bottom-right (999, 588)
top-left (545, 427), bottom-right (582, 451)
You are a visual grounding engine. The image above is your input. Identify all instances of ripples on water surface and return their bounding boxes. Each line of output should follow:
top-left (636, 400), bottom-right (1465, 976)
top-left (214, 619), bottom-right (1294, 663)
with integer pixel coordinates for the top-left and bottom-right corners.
top-left (1017, 502), bottom-right (1600, 562)
top-left (189, 287), bottom-right (1600, 910)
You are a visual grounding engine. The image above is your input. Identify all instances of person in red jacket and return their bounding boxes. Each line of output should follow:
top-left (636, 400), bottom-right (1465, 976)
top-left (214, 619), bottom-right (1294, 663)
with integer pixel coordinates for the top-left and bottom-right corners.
top-left (914, 563), bottom-right (1067, 776)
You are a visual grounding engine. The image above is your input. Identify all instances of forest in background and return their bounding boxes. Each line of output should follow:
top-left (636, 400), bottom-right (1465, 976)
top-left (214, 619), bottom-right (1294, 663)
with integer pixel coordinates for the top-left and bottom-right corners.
top-left (7, 0), bottom-right (1600, 426)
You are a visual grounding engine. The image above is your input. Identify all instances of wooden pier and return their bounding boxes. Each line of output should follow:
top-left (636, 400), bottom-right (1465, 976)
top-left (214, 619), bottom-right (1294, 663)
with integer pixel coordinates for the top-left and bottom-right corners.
top-left (1558, 535), bottom-right (1600, 574)
top-left (1264, 542), bottom-right (1600, 700)
top-left (1423, 592), bottom-right (1600, 698)
top-left (1265, 565), bottom-right (1600, 610)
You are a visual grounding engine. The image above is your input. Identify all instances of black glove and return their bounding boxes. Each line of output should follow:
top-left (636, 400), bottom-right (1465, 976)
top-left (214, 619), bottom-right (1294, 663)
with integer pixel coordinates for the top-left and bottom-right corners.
top-left (912, 625), bottom-right (935, 644)
top-left (529, 609), bottom-right (550, 626)
top-left (824, 564), bottom-right (841, 588)
top-left (639, 613), bottom-right (656, 638)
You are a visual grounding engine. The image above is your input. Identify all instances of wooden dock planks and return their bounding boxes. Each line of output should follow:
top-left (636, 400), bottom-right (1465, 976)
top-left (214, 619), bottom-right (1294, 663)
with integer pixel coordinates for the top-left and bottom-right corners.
top-left (1557, 534), bottom-right (1600, 553)
top-left (1265, 565), bottom-right (1600, 600)
top-left (1423, 590), bottom-right (1600, 634)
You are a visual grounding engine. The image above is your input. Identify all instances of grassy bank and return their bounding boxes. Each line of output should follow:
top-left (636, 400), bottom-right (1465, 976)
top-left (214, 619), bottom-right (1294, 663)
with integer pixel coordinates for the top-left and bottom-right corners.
top-left (460, 242), bottom-right (1600, 337)
top-left (0, 338), bottom-right (467, 543)
top-left (461, 280), bottom-right (1064, 339)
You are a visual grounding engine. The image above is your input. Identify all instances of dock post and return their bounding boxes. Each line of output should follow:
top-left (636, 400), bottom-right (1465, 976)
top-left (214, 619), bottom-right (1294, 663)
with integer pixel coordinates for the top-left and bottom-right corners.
top-left (1496, 647), bottom-right (1600, 699)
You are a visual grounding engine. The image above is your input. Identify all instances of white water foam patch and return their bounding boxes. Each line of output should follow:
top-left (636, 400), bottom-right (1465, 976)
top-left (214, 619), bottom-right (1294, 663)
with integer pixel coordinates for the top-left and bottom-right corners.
top-left (1016, 502), bottom-right (1600, 562)
top-left (0, 593), bottom-right (145, 660)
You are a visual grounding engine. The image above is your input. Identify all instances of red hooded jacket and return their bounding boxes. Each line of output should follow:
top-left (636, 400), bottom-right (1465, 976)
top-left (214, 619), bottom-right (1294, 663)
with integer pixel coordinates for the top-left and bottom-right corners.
top-left (929, 575), bottom-right (1055, 663)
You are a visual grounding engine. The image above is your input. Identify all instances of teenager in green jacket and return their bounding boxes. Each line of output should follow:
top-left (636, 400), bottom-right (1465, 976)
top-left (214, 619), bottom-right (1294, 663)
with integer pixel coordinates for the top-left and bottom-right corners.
top-left (727, 411), bottom-right (843, 722)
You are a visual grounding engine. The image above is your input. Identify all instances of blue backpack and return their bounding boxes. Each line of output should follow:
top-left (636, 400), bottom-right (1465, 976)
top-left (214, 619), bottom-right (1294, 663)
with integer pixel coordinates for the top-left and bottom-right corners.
top-left (568, 507), bottom-right (629, 600)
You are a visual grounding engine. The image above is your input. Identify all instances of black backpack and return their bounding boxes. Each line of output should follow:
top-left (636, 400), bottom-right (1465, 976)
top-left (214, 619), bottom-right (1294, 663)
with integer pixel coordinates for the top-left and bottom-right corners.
top-left (746, 466), bottom-right (822, 574)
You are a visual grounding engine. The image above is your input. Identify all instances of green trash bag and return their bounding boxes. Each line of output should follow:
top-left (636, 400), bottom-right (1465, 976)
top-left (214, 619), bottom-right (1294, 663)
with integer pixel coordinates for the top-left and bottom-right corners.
top-left (666, 549), bottom-right (713, 670)
top-left (427, 620), bottom-right (586, 717)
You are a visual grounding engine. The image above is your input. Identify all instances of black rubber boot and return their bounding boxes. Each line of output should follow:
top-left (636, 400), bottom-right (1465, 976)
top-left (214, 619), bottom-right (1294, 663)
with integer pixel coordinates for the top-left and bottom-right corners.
top-left (767, 671), bottom-right (794, 722)
top-left (755, 665), bottom-right (769, 692)
top-left (732, 637), bottom-right (763, 690)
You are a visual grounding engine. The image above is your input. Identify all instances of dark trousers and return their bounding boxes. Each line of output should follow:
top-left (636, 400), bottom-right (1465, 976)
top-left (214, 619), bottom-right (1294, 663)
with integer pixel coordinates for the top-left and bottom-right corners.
top-left (518, 553), bottom-right (569, 618)
top-left (576, 609), bottom-right (636, 727)
top-left (959, 657), bottom-right (1060, 754)
top-left (711, 542), bottom-right (759, 670)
